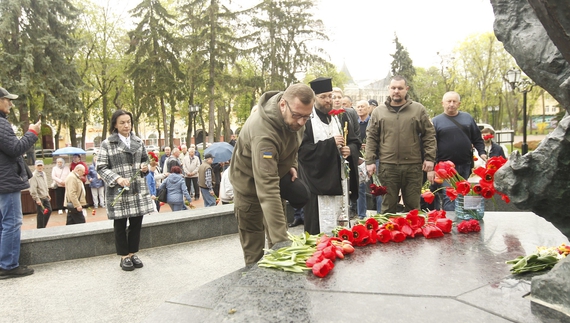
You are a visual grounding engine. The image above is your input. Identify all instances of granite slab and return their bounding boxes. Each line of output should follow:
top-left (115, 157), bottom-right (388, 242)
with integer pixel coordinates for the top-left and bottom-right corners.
top-left (147, 212), bottom-right (570, 323)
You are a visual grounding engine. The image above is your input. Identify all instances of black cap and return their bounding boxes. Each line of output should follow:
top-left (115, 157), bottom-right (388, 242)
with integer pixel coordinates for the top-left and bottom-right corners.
top-left (309, 77), bottom-right (333, 95)
top-left (279, 173), bottom-right (310, 209)
top-left (368, 99), bottom-right (378, 107)
top-left (204, 153), bottom-right (213, 159)
top-left (0, 87), bottom-right (18, 100)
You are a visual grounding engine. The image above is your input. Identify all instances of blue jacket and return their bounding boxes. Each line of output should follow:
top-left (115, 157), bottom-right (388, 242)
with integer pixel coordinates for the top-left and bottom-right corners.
top-left (158, 173), bottom-right (191, 204)
top-left (146, 172), bottom-right (156, 197)
top-left (0, 111), bottom-right (38, 193)
top-left (87, 162), bottom-right (105, 188)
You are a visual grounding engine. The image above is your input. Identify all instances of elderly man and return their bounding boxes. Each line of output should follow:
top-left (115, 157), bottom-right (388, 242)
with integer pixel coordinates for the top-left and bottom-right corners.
top-left (0, 87), bottom-right (40, 279)
top-left (430, 91), bottom-right (487, 210)
top-left (230, 83), bottom-right (314, 265)
top-left (29, 160), bottom-right (52, 228)
top-left (165, 148), bottom-right (181, 173)
top-left (182, 147), bottom-right (201, 199)
top-left (298, 77), bottom-right (361, 235)
top-left (65, 164), bottom-right (87, 225)
top-left (365, 75), bottom-right (436, 213)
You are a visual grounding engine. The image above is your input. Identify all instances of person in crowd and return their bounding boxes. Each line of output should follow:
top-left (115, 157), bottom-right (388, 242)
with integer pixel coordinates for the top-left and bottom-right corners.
top-left (158, 166), bottom-right (192, 211)
top-left (298, 77), bottom-right (361, 235)
top-left (198, 153), bottom-right (217, 207)
top-left (179, 144), bottom-right (188, 164)
top-left (165, 148), bottom-right (181, 173)
top-left (211, 161), bottom-right (223, 197)
top-left (145, 152), bottom-right (159, 212)
top-left (52, 157), bottom-right (70, 214)
top-left (367, 98), bottom-right (382, 214)
top-left (368, 99), bottom-right (379, 112)
top-left (230, 83), bottom-right (313, 265)
top-left (0, 87), bottom-right (40, 279)
top-left (332, 88), bottom-right (360, 143)
top-left (229, 134), bottom-right (237, 147)
top-left (151, 150), bottom-right (168, 212)
top-left (160, 146), bottom-right (171, 171)
top-left (355, 99), bottom-right (372, 219)
top-left (29, 159), bottom-right (52, 229)
top-left (70, 154), bottom-right (88, 183)
top-left (430, 91), bottom-right (487, 211)
top-left (97, 109), bottom-right (154, 272)
top-left (64, 164), bottom-right (87, 225)
top-left (190, 144), bottom-right (202, 163)
top-left (219, 164), bottom-right (233, 204)
top-left (87, 154), bottom-right (106, 213)
top-left (481, 127), bottom-right (506, 158)
top-left (182, 147), bottom-right (201, 200)
top-left (365, 75), bottom-right (436, 213)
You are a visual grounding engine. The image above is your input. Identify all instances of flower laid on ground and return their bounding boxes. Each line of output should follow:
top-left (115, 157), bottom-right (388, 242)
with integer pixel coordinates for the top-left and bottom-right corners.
top-left (370, 173), bottom-right (388, 197)
top-left (457, 219), bottom-right (481, 233)
top-left (506, 244), bottom-right (569, 274)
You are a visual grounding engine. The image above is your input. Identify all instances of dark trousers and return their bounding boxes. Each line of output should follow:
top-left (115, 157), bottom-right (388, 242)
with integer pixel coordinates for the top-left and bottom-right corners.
top-left (66, 208), bottom-right (86, 225)
top-left (55, 187), bottom-right (65, 210)
top-left (187, 177), bottom-right (199, 198)
top-left (36, 198), bottom-right (52, 229)
top-left (113, 216), bottom-right (144, 256)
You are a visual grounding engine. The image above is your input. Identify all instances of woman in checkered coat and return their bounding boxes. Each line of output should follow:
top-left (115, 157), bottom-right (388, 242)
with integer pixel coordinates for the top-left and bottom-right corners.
top-left (97, 110), bottom-right (154, 271)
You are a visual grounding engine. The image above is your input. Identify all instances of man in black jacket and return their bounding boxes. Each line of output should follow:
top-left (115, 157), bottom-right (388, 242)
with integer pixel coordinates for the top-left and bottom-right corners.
top-left (0, 87), bottom-right (41, 279)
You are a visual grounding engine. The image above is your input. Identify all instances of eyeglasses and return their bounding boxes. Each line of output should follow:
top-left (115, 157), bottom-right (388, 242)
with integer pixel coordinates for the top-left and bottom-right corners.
top-left (284, 100), bottom-right (312, 121)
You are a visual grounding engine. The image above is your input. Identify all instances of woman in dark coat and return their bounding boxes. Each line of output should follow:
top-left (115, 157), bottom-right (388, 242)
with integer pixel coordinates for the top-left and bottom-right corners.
top-left (97, 110), bottom-right (154, 271)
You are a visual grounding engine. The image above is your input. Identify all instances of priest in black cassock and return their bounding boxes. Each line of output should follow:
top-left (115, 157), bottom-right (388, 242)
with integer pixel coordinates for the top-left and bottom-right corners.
top-left (298, 77), bottom-right (361, 235)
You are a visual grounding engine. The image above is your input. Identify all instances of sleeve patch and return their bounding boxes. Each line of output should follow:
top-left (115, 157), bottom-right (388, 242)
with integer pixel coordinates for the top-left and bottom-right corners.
top-left (262, 152), bottom-right (273, 159)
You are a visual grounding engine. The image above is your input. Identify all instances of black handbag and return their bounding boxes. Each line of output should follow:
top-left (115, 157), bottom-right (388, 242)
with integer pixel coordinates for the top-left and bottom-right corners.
top-left (157, 187), bottom-right (167, 203)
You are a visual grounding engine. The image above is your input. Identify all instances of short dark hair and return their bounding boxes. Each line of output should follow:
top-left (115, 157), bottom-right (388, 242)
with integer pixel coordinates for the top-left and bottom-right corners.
top-left (481, 127), bottom-right (495, 135)
top-left (170, 166), bottom-right (182, 174)
top-left (283, 83), bottom-right (315, 106)
top-left (391, 75), bottom-right (408, 85)
top-left (109, 109), bottom-right (133, 134)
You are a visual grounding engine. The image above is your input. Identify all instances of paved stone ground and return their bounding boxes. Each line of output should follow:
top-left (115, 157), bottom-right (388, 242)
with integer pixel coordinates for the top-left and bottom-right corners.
top-left (1, 227), bottom-right (304, 322)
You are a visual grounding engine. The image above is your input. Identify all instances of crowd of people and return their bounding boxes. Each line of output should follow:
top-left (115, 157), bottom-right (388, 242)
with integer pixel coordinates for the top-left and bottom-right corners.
top-left (1, 75), bottom-right (507, 277)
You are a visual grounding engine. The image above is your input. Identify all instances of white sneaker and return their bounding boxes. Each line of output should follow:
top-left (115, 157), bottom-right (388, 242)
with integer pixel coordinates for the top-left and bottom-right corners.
top-left (58, 210), bottom-right (63, 214)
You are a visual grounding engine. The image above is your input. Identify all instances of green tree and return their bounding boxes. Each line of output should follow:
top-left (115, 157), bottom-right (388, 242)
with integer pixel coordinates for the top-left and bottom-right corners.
top-left (248, 0), bottom-right (329, 91)
top-left (390, 34), bottom-right (417, 100)
top-left (414, 67), bottom-right (446, 116)
top-left (304, 61), bottom-right (349, 89)
top-left (127, 0), bottom-right (184, 147)
top-left (0, 0), bottom-right (83, 149)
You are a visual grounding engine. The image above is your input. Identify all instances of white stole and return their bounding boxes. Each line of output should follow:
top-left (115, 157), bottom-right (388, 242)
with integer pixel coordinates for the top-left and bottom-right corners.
top-left (310, 108), bottom-right (349, 234)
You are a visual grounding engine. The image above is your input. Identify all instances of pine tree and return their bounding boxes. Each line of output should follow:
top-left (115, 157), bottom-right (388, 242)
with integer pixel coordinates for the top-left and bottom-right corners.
top-left (390, 34), bottom-right (417, 100)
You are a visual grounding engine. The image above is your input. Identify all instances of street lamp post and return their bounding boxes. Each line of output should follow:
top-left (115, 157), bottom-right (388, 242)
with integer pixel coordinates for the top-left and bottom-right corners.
top-left (188, 104), bottom-right (200, 144)
top-left (506, 68), bottom-right (534, 155)
top-left (487, 106), bottom-right (499, 129)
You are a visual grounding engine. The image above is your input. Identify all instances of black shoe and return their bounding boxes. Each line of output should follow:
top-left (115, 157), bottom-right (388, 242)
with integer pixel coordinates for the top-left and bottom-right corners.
top-left (120, 257), bottom-right (135, 271)
top-left (131, 254), bottom-right (143, 268)
top-left (0, 265), bottom-right (34, 279)
top-left (288, 218), bottom-right (304, 227)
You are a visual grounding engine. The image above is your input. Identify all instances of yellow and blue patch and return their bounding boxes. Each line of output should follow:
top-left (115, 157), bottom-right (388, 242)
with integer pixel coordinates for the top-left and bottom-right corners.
top-left (262, 152), bottom-right (273, 159)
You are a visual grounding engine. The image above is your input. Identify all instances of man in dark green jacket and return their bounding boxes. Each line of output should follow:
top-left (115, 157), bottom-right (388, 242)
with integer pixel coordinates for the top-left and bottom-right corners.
top-left (230, 83), bottom-right (314, 265)
top-left (365, 76), bottom-right (436, 213)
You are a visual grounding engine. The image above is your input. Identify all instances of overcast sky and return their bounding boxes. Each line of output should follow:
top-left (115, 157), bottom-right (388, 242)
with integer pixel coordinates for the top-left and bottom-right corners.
top-left (96, 0), bottom-right (496, 82)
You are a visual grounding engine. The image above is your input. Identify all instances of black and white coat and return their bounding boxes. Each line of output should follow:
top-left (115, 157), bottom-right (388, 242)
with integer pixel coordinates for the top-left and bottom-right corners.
top-left (97, 132), bottom-right (154, 220)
